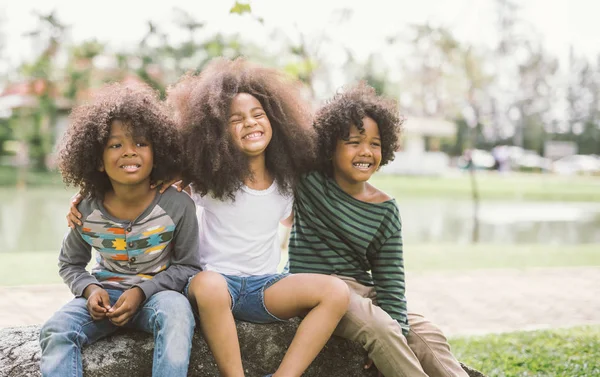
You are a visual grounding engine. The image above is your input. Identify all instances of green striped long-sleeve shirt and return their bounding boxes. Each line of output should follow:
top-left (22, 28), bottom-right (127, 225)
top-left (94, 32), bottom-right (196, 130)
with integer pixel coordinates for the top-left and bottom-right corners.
top-left (289, 171), bottom-right (408, 335)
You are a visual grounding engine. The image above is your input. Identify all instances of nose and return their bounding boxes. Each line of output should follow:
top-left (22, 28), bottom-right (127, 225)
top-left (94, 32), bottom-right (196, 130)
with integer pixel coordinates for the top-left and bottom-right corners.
top-left (243, 117), bottom-right (258, 128)
top-left (122, 144), bottom-right (137, 157)
top-left (359, 144), bottom-right (373, 157)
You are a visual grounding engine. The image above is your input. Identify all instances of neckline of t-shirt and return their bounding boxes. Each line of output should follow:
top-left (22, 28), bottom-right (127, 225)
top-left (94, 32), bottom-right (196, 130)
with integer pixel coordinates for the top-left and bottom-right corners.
top-left (241, 180), bottom-right (277, 196)
top-left (96, 188), bottom-right (161, 224)
top-left (324, 174), bottom-right (396, 208)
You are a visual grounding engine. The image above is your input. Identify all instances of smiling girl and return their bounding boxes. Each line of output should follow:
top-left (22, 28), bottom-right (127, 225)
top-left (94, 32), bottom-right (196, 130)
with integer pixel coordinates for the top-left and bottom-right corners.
top-left (167, 58), bottom-right (350, 377)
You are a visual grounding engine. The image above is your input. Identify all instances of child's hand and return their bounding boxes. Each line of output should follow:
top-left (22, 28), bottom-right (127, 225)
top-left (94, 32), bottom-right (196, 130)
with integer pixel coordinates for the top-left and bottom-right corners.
top-left (84, 285), bottom-right (112, 320)
top-left (364, 357), bottom-right (382, 377)
top-left (150, 178), bottom-right (190, 194)
top-left (67, 193), bottom-right (83, 228)
top-left (106, 287), bottom-right (145, 326)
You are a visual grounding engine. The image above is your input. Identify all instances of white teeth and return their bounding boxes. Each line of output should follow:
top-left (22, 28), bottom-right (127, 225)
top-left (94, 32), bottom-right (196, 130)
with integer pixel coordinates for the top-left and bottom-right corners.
top-left (121, 165), bottom-right (140, 169)
top-left (353, 163), bottom-right (371, 169)
top-left (243, 132), bottom-right (262, 140)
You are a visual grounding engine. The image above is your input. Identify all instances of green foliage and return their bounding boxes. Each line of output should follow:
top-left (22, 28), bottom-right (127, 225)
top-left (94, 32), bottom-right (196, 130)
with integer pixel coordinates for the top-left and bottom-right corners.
top-left (229, 1), bottom-right (252, 15)
top-left (451, 326), bottom-right (600, 377)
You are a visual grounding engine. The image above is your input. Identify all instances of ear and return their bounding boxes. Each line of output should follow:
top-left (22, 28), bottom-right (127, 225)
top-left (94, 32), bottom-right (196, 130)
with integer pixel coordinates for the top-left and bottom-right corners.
top-left (98, 161), bottom-right (104, 172)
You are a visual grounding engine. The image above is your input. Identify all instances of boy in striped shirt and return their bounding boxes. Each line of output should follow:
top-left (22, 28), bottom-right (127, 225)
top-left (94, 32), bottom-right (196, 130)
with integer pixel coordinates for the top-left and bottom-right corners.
top-left (289, 83), bottom-right (467, 377)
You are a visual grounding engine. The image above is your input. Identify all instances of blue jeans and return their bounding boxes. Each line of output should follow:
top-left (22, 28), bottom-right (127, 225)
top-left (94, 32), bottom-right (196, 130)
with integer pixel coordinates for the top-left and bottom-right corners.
top-left (39, 289), bottom-right (195, 377)
top-left (225, 273), bottom-right (289, 323)
top-left (186, 273), bottom-right (289, 324)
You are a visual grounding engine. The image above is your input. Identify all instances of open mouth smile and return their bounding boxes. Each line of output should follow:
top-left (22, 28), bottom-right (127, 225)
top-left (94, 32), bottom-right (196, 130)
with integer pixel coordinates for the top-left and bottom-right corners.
top-left (242, 131), bottom-right (263, 140)
top-left (353, 162), bottom-right (373, 170)
top-left (120, 164), bottom-right (141, 172)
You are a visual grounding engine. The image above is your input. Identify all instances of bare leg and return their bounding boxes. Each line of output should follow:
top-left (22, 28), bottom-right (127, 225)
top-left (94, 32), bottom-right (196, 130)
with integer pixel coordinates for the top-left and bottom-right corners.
top-left (188, 271), bottom-right (243, 377)
top-left (264, 274), bottom-right (350, 377)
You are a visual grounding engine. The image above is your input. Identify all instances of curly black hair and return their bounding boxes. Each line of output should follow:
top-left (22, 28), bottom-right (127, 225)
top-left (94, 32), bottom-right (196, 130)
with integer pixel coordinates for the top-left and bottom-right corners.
top-left (58, 82), bottom-right (183, 199)
top-left (167, 57), bottom-right (315, 200)
top-left (314, 82), bottom-right (403, 176)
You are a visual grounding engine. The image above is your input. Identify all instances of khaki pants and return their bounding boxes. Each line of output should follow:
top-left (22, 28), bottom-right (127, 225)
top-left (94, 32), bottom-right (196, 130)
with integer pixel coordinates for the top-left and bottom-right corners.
top-left (333, 276), bottom-right (468, 377)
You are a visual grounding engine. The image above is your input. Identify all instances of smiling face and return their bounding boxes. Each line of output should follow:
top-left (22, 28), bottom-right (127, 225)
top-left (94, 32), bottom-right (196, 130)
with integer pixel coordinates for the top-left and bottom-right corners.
top-left (227, 92), bottom-right (273, 158)
top-left (332, 116), bottom-right (382, 186)
top-left (100, 120), bottom-right (154, 189)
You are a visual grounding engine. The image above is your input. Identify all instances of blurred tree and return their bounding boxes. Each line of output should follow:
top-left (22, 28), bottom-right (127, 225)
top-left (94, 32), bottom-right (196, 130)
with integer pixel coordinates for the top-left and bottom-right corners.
top-left (18, 11), bottom-right (68, 172)
top-left (515, 41), bottom-right (558, 154)
top-left (64, 39), bottom-right (104, 101)
top-left (400, 24), bottom-right (463, 117)
top-left (567, 49), bottom-right (600, 155)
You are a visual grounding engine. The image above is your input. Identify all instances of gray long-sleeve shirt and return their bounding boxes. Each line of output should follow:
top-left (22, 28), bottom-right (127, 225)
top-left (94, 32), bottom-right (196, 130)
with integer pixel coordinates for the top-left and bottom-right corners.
top-left (59, 187), bottom-right (201, 300)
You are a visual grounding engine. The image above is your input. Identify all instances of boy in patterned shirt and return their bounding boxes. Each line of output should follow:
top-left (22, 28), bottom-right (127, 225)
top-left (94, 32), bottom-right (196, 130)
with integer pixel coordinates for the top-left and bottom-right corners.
top-left (39, 83), bottom-right (201, 377)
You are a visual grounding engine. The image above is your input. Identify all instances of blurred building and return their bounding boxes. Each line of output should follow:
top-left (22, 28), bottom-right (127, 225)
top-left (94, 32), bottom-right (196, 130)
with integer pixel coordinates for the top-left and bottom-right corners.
top-left (380, 116), bottom-right (456, 176)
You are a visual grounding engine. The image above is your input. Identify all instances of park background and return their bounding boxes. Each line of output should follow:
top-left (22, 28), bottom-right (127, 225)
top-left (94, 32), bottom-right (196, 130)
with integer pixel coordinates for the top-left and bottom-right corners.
top-left (0, 0), bottom-right (599, 376)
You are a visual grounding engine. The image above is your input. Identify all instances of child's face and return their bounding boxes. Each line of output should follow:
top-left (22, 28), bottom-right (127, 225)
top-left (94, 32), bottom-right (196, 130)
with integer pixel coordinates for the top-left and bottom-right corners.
top-left (227, 93), bottom-right (272, 158)
top-left (332, 116), bottom-right (382, 185)
top-left (100, 120), bottom-right (154, 188)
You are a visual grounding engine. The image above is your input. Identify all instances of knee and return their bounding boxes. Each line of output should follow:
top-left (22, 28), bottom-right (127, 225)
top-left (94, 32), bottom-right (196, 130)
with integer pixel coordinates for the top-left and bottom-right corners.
top-left (39, 315), bottom-right (78, 350)
top-left (321, 277), bottom-right (350, 313)
top-left (356, 316), bottom-right (402, 350)
top-left (409, 317), bottom-right (449, 344)
top-left (154, 292), bottom-right (195, 330)
top-left (188, 271), bottom-right (229, 309)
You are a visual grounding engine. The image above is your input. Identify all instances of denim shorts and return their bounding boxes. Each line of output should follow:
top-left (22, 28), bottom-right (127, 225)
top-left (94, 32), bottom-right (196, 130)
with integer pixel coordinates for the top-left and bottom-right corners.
top-left (186, 272), bottom-right (289, 324)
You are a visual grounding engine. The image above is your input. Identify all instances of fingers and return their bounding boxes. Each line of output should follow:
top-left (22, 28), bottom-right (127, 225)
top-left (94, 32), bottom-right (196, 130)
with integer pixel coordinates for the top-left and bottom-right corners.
top-left (108, 310), bottom-right (133, 326)
top-left (159, 179), bottom-right (179, 193)
top-left (88, 303), bottom-right (107, 320)
top-left (67, 213), bottom-right (81, 228)
top-left (68, 194), bottom-right (83, 228)
top-left (106, 298), bottom-right (132, 326)
top-left (97, 290), bottom-right (112, 311)
top-left (87, 296), bottom-right (108, 320)
top-left (173, 180), bottom-right (185, 192)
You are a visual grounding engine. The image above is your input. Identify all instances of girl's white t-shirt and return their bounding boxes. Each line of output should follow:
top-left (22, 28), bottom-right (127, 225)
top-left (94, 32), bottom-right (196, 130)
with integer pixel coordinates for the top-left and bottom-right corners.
top-left (191, 181), bottom-right (293, 276)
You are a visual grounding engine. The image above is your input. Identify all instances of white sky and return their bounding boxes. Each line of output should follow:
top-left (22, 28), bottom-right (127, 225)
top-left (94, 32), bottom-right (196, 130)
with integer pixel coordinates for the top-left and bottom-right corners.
top-left (1, 0), bottom-right (599, 75)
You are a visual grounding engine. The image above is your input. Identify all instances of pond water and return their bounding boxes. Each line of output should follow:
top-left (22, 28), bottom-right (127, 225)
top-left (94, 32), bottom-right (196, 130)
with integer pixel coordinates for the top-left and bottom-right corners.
top-left (1, 187), bottom-right (599, 253)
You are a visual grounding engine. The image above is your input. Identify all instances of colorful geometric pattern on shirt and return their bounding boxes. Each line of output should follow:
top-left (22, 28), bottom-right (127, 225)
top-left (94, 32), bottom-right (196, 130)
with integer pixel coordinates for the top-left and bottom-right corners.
top-left (289, 171), bottom-right (409, 335)
top-left (81, 205), bottom-right (175, 290)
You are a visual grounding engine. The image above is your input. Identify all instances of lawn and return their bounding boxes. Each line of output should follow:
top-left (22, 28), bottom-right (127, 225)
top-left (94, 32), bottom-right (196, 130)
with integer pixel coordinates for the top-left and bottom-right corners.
top-left (371, 173), bottom-right (600, 202)
top-left (2, 166), bottom-right (600, 201)
top-left (405, 243), bottom-right (600, 272)
top-left (450, 325), bottom-right (600, 377)
top-left (2, 243), bottom-right (599, 286)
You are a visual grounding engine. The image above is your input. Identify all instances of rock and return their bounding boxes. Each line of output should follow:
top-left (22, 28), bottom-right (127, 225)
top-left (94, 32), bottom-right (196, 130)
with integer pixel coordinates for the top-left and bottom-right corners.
top-left (0, 321), bottom-right (485, 376)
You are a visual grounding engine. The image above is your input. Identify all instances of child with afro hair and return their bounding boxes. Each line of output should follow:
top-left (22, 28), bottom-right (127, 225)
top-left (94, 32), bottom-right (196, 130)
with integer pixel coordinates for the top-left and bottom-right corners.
top-left (165, 58), bottom-right (350, 377)
top-left (41, 83), bottom-right (201, 377)
top-left (289, 82), bottom-right (469, 377)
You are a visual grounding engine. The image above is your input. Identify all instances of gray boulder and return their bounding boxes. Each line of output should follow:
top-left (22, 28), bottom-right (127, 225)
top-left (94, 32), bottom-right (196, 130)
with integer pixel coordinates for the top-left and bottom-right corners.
top-left (0, 321), bottom-right (485, 377)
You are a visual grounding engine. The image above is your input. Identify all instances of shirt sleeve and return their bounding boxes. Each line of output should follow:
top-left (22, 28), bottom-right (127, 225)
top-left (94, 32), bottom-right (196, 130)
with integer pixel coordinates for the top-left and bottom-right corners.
top-left (134, 195), bottom-right (202, 299)
top-left (58, 228), bottom-right (101, 297)
top-left (369, 225), bottom-right (409, 336)
top-left (282, 194), bottom-right (294, 221)
top-left (189, 185), bottom-right (205, 207)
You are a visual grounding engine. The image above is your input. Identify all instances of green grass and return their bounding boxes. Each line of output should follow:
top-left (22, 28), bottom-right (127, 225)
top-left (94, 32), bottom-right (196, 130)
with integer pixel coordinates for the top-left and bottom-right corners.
top-left (3, 243), bottom-right (599, 286)
top-left (450, 325), bottom-right (600, 376)
top-left (1, 166), bottom-right (600, 201)
top-left (0, 252), bottom-right (65, 286)
top-left (0, 166), bottom-right (63, 187)
top-left (371, 173), bottom-right (600, 202)
top-left (405, 244), bottom-right (600, 272)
